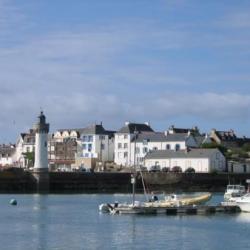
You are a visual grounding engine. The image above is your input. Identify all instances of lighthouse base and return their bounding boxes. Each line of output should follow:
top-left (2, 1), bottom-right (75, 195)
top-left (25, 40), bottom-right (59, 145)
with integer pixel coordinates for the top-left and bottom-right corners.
top-left (32, 168), bottom-right (50, 193)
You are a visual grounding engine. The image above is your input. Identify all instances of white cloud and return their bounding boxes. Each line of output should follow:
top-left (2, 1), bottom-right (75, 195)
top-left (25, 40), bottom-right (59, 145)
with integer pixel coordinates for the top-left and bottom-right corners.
top-left (0, 1), bottom-right (250, 142)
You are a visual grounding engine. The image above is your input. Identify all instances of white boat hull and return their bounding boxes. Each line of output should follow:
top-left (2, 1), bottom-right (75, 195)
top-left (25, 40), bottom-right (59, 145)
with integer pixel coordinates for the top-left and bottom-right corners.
top-left (236, 202), bottom-right (250, 212)
top-left (234, 193), bottom-right (250, 212)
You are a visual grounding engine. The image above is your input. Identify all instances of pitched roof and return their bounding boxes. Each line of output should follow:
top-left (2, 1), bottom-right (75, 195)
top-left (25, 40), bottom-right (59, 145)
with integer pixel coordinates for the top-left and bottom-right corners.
top-left (57, 124), bottom-right (115, 136)
top-left (165, 133), bottom-right (190, 142)
top-left (131, 132), bottom-right (166, 142)
top-left (117, 123), bottom-right (154, 134)
top-left (168, 125), bottom-right (200, 135)
top-left (145, 148), bottom-right (220, 160)
top-left (194, 135), bottom-right (210, 146)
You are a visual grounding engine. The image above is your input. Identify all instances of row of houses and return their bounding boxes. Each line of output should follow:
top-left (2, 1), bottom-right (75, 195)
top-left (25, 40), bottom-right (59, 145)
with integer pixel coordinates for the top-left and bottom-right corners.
top-left (0, 121), bottom-right (249, 173)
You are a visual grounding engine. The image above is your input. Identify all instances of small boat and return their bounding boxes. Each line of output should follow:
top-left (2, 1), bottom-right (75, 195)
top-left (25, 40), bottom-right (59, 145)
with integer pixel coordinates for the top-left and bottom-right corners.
top-left (144, 192), bottom-right (212, 208)
top-left (99, 193), bottom-right (212, 214)
top-left (223, 184), bottom-right (245, 201)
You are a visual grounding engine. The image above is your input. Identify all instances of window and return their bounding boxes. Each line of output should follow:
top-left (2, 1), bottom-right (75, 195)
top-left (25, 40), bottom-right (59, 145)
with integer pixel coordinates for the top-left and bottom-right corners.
top-left (153, 147), bottom-right (158, 151)
top-left (118, 143), bottom-right (122, 149)
top-left (175, 144), bottom-right (180, 151)
top-left (136, 147), bottom-right (140, 154)
top-left (82, 136), bottom-right (87, 142)
top-left (124, 143), bottom-right (128, 149)
top-left (143, 139), bottom-right (149, 145)
top-left (124, 152), bottom-right (128, 158)
top-left (124, 134), bottom-right (128, 139)
top-left (99, 135), bottom-right (105, 140)
top-left (88, 144), bottom-right (92, 152)
top-left (82, 144), bottom-right (87, 150)
top-left (101, 144), bottom-right (105, 150)
top-left (143, 147), bottom-right (148, 154)
top-left (166, 144), bottom-right (170, 150)
top-left (88, 136), bottom-right (93, 142)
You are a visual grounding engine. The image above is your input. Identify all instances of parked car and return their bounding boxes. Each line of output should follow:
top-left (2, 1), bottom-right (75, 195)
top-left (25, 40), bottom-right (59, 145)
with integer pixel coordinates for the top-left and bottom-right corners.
top-left (149, 165), bottom-right (161, 172)
top-left (171, 166), bottom-right (182, 173)
top-left (185, 167), bottom-right (195, 173)
top-left (162, 167), bottom-right (170, 172)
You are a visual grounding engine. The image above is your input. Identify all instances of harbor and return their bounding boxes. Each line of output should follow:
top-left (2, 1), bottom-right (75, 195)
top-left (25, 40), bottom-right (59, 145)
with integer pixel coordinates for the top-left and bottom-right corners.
top-left (1, 193), bottom-right (250, 250)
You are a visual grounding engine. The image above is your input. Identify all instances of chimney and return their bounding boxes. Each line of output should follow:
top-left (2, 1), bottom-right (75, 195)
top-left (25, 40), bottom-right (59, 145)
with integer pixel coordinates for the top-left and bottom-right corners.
top-left (125, 121), bottom-right (130, 126)
top-left (144, 122), bottom-right (149, 126)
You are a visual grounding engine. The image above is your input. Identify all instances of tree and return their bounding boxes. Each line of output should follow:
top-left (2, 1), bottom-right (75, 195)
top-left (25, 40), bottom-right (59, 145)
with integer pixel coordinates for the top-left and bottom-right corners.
top-left (242, 143), bottom-right (250, 152)
top-left (22, 152), bottom-right (35, 167)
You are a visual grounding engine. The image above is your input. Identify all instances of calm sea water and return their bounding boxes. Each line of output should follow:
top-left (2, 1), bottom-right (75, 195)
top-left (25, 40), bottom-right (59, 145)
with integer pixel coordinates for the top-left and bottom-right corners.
top-left (0, 193), bottom-right (250, 250)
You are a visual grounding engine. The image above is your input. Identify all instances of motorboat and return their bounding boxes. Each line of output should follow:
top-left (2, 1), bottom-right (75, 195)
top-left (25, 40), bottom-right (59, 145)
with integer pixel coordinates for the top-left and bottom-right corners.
top-left (144, 192), bottom-right (212, 208)
top-left (234, 193), bottom-right (250, 212)
top-left (224, 184), bottom-right (246, 201)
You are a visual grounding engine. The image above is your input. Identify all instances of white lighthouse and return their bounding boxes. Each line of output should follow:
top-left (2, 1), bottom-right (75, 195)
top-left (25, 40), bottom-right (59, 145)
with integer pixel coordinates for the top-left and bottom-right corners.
top-left (33, 111), bottom-right (49, 171)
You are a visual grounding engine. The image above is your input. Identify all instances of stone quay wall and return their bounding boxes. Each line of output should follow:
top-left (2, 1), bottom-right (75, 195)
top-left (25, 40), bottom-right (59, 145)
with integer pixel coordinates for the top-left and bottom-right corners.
top-left (0, 170), bottom-right (250, 193)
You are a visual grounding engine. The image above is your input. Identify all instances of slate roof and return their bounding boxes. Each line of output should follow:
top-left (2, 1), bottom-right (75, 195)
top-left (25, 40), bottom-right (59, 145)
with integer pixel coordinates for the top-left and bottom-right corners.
top-left (131, 132), bottom-right (166, 142)
top-left (145, 148), bottom-right (219, 160)
top-left (117, 123), bottom-right (154, 134)
top-left (168, 125), bottom-right (200, 135)
top-left (194, 135), bottom-right (210, 146)
top-left (164, 133), bottom-right (189, 142)
top-left (58, 124), bottom-right (115, 136)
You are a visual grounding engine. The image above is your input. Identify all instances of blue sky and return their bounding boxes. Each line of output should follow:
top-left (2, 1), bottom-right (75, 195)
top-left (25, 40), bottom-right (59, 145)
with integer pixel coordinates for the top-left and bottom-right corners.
top-left (0, 0), bottom-right (250, 142)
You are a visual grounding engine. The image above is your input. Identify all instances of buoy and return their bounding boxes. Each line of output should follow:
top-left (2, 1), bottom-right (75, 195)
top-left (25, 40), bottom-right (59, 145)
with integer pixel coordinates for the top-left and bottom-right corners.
top-left (10, 199), bottom-right (17, 206)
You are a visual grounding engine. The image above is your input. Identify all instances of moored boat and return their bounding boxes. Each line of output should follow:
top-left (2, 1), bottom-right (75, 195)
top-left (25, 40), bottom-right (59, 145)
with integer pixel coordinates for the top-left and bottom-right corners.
top-left (99, 192), bottom-right (212, 214)
top-left (144, 192), bottom-right (211, 207)
top-left (223, 184), bottom-right (245, 201)
top-left (234, 193), bottom-right (250, 212)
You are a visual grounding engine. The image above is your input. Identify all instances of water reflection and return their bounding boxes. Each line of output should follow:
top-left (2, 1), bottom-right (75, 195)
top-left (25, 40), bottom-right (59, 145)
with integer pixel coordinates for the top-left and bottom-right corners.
top-left (235, 212), bottom-right (250, 223)
top-left (32, 195), bottom-right (49, 250)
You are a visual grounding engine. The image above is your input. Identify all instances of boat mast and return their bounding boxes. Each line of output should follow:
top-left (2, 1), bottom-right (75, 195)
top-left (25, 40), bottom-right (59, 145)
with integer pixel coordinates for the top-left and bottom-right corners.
top-left (132, 127), bottom-right (138, 206)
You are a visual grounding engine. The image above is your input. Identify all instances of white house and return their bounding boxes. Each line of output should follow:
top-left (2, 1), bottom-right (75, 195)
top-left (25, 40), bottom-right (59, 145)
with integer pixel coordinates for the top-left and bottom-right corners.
top-left (0, 144), bottom-right (16, 167)
top-left (115, 123), bottom-right (199, 167)
top-left (14, 129), bottom-right (36, 168)
top-left (163, 132), bottom-right (198, 150)
top-left (114, 122), bottom-right (154, 167)
top-left (144, 148), bottom-right (226, 173)
top-left (76, 123), bottom-right (115, 169)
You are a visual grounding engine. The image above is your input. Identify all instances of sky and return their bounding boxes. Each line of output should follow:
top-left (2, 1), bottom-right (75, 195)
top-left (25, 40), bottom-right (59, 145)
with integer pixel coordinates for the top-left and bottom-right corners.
top-left (0, 0), bottom-right (250, 142)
